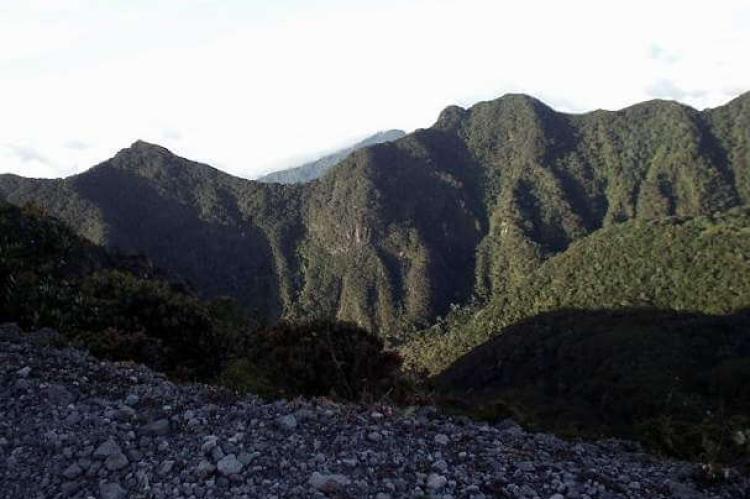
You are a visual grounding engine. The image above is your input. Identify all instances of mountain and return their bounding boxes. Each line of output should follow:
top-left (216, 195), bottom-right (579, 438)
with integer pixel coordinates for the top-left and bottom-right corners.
top-left (256, 129), bottom-right (406, 184)
top-left (403, 207), bottom-right (750, 373)
top-left (1, 92), bottom-right (749, 339)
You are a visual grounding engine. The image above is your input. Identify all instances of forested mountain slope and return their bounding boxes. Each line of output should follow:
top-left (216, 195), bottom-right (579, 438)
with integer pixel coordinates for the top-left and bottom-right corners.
top-left (1, 92), bottom-right (748, 337)
top-left (404, 208), bottom-right (750, 373)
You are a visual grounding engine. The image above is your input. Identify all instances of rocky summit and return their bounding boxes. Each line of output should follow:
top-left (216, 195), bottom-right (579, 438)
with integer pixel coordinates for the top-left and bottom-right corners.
top-left (0, 324), bottom-right (747, 498)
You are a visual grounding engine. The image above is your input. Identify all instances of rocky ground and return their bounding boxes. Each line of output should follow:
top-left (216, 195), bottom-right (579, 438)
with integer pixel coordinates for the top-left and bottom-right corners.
top-left (0, 324), bottom-right (747, 499)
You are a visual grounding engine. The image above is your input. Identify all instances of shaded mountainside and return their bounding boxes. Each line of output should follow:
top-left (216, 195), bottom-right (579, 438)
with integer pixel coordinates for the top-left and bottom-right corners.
top-left (0, 201), bottom-right (407, 401)
top-left (1, 92), bottom-right (750, 337)
top-left (256, 129), bottom-right (406, 184)
top-left (435, 308), bottom-right (750, 464)
top-left (404, 208), bottom-right (750, 373)
top-left (0, 201), bottom-right (247, 379)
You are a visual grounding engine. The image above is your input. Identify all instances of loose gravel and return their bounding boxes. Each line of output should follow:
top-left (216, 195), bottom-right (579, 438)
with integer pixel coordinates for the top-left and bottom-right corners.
top-left (1, 324), bottom-right (747, 498)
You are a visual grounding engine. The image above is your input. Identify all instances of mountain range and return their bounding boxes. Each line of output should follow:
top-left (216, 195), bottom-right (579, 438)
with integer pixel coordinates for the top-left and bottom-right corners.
top-left (256, 129), bottom-right (406, 184)
top-left (1, 92), bottom-right (749, 342)
top-left (3, 91), bottom-right (750, 465)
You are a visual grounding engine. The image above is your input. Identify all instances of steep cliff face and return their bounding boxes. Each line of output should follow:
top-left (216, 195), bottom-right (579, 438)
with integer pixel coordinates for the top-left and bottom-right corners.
top-left (1, 93), bottom-right (748, 335)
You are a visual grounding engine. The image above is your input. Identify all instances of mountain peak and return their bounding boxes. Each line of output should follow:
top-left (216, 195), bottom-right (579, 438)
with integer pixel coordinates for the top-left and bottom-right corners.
top-left (120, 140), bottom-right (173, 156)
top-left (85, 140), bottom-right (193, 180)
top-left (434, 105), bottom-right (467, 129)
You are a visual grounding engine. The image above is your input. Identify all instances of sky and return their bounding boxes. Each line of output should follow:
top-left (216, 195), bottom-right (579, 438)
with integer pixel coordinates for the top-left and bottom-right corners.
top-left (1, 0), bottom-right (749, 180)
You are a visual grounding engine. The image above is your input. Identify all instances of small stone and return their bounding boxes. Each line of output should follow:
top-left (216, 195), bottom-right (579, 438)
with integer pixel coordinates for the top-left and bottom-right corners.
top-left (99, 482), bottom-right (127, 499)
top-left (94, 439), bottom-right (122, 459)
top-left (62, 463), bottom-right (82, 479)
top-left (42, 384), bottom-right (75, 406)
top-left (196, 459), bottom-right (216, 479)
top-left (368, 431), bottom-right (382, 442)
top-left (309, 472), bottom-right (351, 493)
top-left (14, 379), bottom-right (30, 391)
top-left (201, 436), bottom-right (218, 454)
top-left (61, 481), bottom-right (80, 496)
top-left (550, 494), bottom-right (565, 499)
top-left (628, 481), bottom-right (641, 490)
top-left (211, 445), bottom-right (225, 462)
top-left (158, 460), bottom-right (175, 475)
top-left (516, 461), bottom-right (535, 473)
top-left (112, 406), bottom-right (136, 421)
top-left (238, 452), bottom-right (255, 465)
top-left (141, 419), bottom-right (170, 436)
top-left (124, 394), bottom-right (139, 406)
top-left (16, 366), bottom-right (31, 378)
top-left (105, 452), bottom-right (129, 471)
top-left (376, 493), bottom-right (391, 499)
top-left (217, 454), bottom-right (243, 476)
top-left (432, 459), bottom-right (448, 472)
top-left (64, 412), bottom-right (82, 425)
top-left (434, 434), bottom-right (450, 446)
top-left (426, 473), bottom-right (447, 490)
top-left (276, 414), bottom-right (297, 430)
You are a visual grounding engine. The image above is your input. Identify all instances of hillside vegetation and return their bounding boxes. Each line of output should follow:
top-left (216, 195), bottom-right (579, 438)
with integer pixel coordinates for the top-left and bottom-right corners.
top-left (435, 308), bottom-right (750, 465)
top-left (403, 207), bottom-right (750, 374)
top-left (1, 93), bottom-right (749, 339)
top-left (0, 202), bottom-right (402, 400)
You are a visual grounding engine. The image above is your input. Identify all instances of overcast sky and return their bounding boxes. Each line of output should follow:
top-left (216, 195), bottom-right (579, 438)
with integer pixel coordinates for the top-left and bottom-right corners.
top-left (1, 0), bottom-right (749, 179)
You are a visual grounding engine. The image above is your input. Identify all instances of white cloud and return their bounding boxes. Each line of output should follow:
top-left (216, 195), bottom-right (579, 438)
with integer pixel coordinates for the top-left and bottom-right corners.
top-left (0, 0), bottom-right (748, 179)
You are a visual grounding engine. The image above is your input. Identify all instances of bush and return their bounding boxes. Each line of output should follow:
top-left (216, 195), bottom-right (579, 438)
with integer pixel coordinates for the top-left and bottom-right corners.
top-left (221, 320), bottom-right (404, 401)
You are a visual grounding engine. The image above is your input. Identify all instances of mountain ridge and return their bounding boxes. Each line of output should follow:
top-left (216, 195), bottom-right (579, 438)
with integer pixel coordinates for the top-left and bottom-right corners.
top-left (256, 129), bottom-right (406, 184)
top-left (1, 92), bottom-right (749, 337)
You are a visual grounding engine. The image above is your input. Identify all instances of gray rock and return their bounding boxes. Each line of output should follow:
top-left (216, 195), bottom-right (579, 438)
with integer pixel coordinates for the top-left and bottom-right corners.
top-left (217, 454), bottom-right (243, 476)
top-left (105, 452), bottom-right (129, 471)
top-left (210, 444), bottom-right (225, 462)
top-left (368, 431), bottom-right (382, 442)
top-left (434, 434), bottom-right (450, 446)
top-left (16, 366), bottom-right (31, 378)
top-left (14, 378), bottom-right (30, 391)
top-left (201, 436), bottom-right (218, 454)
top-left (60, 481), bottom-right (80, 496)
top-left (158, 459), bottom-right (175, 475)
top-left (141, 418), bottom-right (170, 436)
top-left (276, 414), bottom-right (297, 430)
top-left (61, 463), bottom-right (82, 479)
top-left (309, 472), bottom-right (351, 493)
top-left (238, 452), bottom-right (255, 466)
top-left (94, 439), bottom-right (122, 459)
top-left (99, 481), bottom-right (127, 499)
top-left (196, 459), bottom-right (216, 479)
top-left (426, 473), bottom-right (447, 490)
top-left (42, 384), bottom-right (75, 406)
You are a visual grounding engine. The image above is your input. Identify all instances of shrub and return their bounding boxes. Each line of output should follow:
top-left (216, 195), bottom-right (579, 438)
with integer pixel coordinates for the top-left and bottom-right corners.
top-left (222, 320), bottom-right (404, 401)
